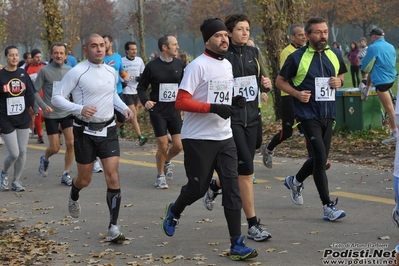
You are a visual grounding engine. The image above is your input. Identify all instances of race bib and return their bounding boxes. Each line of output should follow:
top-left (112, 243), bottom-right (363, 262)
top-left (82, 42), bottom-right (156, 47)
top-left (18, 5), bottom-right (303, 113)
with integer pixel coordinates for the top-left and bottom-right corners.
top-left (207, 79), bottom-right (233, 105)
top-left (7, 96), bottom-right (25, 115)
top-left (233, 75), bottom-right (258, 102)
top-left (315, 77), bottom-right (335, 101)
top-left (159, 83), bottom-right (178, 102)
top-left (83, 126), bottom-right (107, 137)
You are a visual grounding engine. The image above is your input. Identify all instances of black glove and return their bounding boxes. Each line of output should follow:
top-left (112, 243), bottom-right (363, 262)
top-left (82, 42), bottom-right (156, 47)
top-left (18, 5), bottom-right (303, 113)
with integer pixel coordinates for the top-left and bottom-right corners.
top-left (232, 95), bottom-right (246, 108)
top-left (135, 74), bottom-right (142, 82)
top-left (210, 104), bottom-right (234, 119)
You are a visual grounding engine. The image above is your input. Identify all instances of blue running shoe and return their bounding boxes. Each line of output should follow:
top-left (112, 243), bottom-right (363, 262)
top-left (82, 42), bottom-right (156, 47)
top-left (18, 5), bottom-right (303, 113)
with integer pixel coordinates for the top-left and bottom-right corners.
top-left (323, 198), bottom-right (346, 221)
top-left (162, 202), bottom-right (179, 237)
top-left (230, 236), bottom-right (258, 261)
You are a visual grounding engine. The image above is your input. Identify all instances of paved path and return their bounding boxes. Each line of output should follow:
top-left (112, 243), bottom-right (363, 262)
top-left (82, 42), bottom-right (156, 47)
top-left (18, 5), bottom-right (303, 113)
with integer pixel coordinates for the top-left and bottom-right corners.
top-left (1, 137), bottom-right (398, 265)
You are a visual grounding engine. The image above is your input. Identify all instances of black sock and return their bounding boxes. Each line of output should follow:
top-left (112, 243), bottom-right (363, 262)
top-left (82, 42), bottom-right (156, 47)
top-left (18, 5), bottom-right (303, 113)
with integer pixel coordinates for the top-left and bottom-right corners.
top-left (247, 216), bottom-right (258, 228)
top-left (70, 181), bottom-right (81, 201)
top-left (224, 207), bottom-right (241, 247)
top-left (209, 179), bottom-right (220, 192)
top-left (106, 188), bottom-right (121, 228)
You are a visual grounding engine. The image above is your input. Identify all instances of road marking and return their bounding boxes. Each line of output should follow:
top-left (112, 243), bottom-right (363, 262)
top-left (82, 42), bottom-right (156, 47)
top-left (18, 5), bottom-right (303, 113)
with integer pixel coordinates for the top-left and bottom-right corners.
top-left (330, 191), bottom-right (395, 205)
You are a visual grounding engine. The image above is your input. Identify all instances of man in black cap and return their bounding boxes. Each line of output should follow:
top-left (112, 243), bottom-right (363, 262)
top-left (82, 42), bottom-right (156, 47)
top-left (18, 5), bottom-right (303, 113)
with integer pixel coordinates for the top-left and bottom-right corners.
top-left (360, 27), bottom-right (398, 145)
top-left (161, 17), bottom-right (258, 261)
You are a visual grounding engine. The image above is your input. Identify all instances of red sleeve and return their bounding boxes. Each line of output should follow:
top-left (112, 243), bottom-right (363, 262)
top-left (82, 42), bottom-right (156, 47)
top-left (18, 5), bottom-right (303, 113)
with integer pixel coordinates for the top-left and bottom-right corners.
top-left (175, 89), bottom-right (211, 113)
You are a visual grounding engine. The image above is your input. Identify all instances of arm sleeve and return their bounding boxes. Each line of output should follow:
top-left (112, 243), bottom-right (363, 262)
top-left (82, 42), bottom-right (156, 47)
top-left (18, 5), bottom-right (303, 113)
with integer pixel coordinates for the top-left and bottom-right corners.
top-left (175, 89), bottom-right (211, 113)
top-left (137, 65), bottom-right (151, 105)
top-left (33, 69), bottom-right (47, 109)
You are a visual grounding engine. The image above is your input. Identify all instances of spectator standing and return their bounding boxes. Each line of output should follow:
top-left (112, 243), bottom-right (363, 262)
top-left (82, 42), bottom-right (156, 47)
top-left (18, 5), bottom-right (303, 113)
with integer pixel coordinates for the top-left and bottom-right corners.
top-left (347, 41), bottom-right (360, 87)
top-left (358, 37), bottom-right (368, 80)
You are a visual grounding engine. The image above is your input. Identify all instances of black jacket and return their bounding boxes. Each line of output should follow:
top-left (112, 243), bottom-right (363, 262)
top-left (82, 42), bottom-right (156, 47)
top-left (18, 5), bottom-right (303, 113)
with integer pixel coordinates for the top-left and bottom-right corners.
top-left (225, 43), bottom-right (263, 127)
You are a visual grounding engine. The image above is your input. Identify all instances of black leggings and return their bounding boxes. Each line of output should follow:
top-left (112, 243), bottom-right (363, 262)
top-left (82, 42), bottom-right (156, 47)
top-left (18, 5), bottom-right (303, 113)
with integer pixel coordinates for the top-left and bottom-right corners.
top-left (296, 119), bottom-right (333, 205)
top-left (350, 65), bottom-right (360, 87)
top-left (267, 96), bottom-right (295, 151)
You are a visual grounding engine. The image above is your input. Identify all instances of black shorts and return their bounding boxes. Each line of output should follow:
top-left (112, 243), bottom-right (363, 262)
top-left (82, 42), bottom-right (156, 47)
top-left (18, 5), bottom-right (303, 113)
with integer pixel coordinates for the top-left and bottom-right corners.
top-left (44, 115), bottom-right (74, 135)
top-left (0, 121), bottom-right (30, 134)
top-left (232, 124), bottom-right (258, 175)
top-left (73, 125), bottom-right (120, 164)
top-left (375, 82), bottom-right (394, 92)
top-left (123, 94), bottom-right (139, 106)
top-left (149, 112), bottom-right (182, 137)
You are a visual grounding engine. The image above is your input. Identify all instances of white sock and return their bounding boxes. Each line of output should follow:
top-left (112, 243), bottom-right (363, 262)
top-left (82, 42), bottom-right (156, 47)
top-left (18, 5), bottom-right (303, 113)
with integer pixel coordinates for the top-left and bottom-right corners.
top-left (293, 176), bottom-right (302, 186)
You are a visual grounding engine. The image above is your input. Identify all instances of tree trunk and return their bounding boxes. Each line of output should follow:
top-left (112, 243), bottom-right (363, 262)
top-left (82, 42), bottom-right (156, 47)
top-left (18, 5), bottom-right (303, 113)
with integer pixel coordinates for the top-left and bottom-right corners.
top-left (137, 0), bottom-right (147, 64)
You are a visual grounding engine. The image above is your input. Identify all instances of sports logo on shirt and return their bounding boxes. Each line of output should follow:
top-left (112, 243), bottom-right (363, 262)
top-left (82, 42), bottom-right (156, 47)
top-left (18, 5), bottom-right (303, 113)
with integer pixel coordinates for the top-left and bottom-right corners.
top-left (3, 78), bottom-right (26, 96)
top-left (106, 60), bottom-right (115, 67)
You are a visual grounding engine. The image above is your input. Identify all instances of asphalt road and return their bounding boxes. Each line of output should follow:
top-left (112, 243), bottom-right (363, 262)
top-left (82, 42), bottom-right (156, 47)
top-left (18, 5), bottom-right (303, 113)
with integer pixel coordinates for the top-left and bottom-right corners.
top-left (1, 137), bottom-right (398, 266)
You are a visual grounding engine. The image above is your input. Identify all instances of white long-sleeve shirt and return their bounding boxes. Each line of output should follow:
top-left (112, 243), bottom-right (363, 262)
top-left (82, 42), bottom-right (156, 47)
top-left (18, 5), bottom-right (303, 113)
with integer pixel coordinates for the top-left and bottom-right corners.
top-left (52, 60), bottom-right (128, 123)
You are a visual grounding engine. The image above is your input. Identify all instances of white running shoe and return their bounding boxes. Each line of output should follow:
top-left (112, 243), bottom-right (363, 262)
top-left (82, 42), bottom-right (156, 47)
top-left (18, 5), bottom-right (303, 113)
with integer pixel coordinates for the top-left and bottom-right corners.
top-left (359, 83), bottom-right (369, 101)
top-left (323, 199), bottom-right (346, 221)
top-left (11, 179), bottom-right (25, 192)
top-left (93, 159), bottom-right (103, 173)
top-left (68, 194), bottom-right (81, 218)
top-left (382, 135), bottom-right (397, 145)
top-left (155, 175), bottom-right (169, 189)
top-left (106, 224), bottom-right (125, 243)
top-left (284, 176), bottom-right (304, 205)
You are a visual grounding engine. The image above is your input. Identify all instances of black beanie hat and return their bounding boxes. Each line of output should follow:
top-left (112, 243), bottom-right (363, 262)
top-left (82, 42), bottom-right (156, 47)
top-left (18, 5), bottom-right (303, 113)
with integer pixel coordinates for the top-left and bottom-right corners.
top-left (31, 49), bottom-right (41, 58)
top-left (200, 18), bottom-right (228, 43)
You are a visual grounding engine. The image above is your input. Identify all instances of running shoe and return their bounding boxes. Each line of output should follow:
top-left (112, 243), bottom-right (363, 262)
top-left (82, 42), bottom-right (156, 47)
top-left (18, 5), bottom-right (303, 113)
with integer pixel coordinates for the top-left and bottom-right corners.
top-left (164, 162), bottom-right (174, 180)
top-left (93, 159), bottom-right (103, 173)
top-left (106, 224), bottom-right (125, 243)
top-left (323, 198), bottom-right (346, 221)
top-left (138, 135), bottom-right (148, 146)
top-left (38, 155), bottom-right (49, 177)
top-left (0, 136), bottom-right (3, 146)
top-left (0, 170), bottom-right (9, 191)
top-left (359, 82), bottom-right (369, 101)
top-left (11, 179), bottom-right (25, 192)
top-left (68, 191), bottom-right (81, 218)
top-left (284, 175), bottom-right (304, 205)
top-left (247, 219), bottom-right (271, 242)
top-left (203, 186), bottom-right (221, 211)
top-left (392, 206), bottom-right (399, 227)
top-left (162, 202), bottom-right (180, 237)
top-left (155, 174), bottom-right (169, 189)
top-left (230, 236), bottom-right (258, 261)
top-left (61, 172), bottom-right (72, 186)
top-left (252, 175), bottom-right (258, 184)
top-left (37, 136), bottom-right (44, 144)
top-left (261, 144), bottom-right (273, 169)
top-left (382, 135), bottom-right (397, 145)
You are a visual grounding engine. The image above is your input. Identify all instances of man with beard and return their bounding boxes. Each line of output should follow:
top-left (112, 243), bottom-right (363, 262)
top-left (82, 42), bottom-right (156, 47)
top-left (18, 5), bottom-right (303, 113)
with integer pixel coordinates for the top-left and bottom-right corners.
top-left (276, 17), bottom-right (348, 221)
top-left (162, 18), bottom-right (258, 261)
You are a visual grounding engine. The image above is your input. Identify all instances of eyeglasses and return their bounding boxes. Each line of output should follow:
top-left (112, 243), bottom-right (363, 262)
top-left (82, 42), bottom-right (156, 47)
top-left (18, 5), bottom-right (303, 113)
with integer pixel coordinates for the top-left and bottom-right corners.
top-left (311, 30), bottom-right (329, 36)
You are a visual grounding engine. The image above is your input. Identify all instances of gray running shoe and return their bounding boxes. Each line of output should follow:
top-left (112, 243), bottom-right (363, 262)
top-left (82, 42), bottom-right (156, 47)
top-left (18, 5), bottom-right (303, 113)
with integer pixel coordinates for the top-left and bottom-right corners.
top-left (155, 175), bottom-right (169, 189)
top-left (203, 186), bottom-right (221, 211)
top-left (164, 162), bottom-right (174, 180)
top-left (11, 179), bottom-right (25, 192)
top-left (247, 219), bottom-right (272, 242)
top-left (0, 170), bottom-right (9, 191)
top-left (261, 145), bottom-right (273, 169)
top-left (323, 199), bottom-right (346, 221)
top-left (382, 135), bottom-right (397, 145)
top-left (93, 159), bottom-right (103, 173)
top-left (38, 155), bottom-right (49, 177)
top-left (284, 175), bottom-right (304, 205)
top-left (68, 192), bottom-right (81, 218)
top-left (106, 224), bottom-right (125, 243)
top-left (61, 172), bottom-right (72, 186)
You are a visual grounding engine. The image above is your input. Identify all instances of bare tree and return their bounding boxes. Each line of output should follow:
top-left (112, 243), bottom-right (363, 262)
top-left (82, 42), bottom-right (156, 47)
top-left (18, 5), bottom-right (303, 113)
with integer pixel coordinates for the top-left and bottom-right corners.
top-left (60, 0), bottom-right (83, 54)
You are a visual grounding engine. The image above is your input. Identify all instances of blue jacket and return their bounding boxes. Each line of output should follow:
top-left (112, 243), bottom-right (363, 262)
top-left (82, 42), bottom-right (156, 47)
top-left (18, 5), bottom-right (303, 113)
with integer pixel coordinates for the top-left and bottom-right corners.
top-left (280, 45), bottom-right (347, 122)
top-left (361, 38), bottom-right (397, 86)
